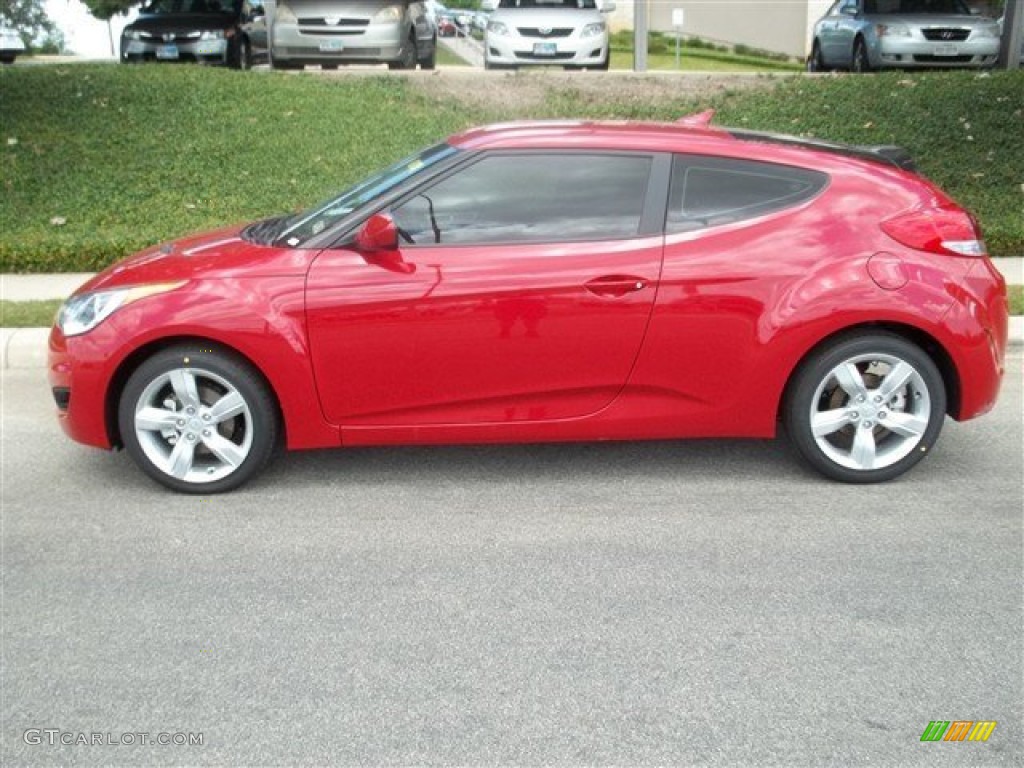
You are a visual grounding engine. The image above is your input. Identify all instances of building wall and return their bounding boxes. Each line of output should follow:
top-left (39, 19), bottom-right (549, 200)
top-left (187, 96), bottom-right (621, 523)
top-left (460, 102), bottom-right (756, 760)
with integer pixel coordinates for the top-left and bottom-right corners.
top-left (610, 0), bottom-right (834, 58)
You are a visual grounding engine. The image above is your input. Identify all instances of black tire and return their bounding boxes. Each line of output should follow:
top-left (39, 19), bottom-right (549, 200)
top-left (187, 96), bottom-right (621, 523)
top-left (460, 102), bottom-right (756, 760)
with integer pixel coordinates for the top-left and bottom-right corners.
top-left (807, 40), bottom-right (825, 72)
top-left (595, 53), bottom-right (610, 71)
top-left (784, 333), bottom-right (945, 483)
top-left (388, 33), bottom-right (418, 70)
top-left (232, 36), bottom-right (251, 70)
top-left (419, 37), bottom-right (437, 70)
top-left (852, 37), bottom-right (872, 73)
top-left (118, 344), bottom-right (279, 494)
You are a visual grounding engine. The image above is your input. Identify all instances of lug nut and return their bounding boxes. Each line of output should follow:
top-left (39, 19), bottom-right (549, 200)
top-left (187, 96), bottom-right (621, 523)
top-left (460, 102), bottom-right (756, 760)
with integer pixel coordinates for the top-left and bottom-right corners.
top-left (202, 429), bottom-right (211, 437)
top-left (878, 411), bottom-right (887, 420)
top-left (202, 413), bottom-right (211, 421)
top-left (186, 433), bottom-right (196, 441)
top-left (176, 419), bottom-right (185, 428)
top-left (848, 411), bottom-right (859, 420)
top-left (186, 406), bottom-right (196, 415)
top-left (863, 421), bottom-right (873, 429)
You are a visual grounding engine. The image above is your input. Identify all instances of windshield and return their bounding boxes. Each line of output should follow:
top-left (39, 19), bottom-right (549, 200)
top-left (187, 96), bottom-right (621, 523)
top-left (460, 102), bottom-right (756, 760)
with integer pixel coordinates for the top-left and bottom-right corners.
top-left (497, 0), bottom-right (598, 9)
top-left (278, 142), bottom-right (459, 246)
top-left (141, 0), bottom-right (238, 13)
top-left (864, 0), bottom-right (971, 14)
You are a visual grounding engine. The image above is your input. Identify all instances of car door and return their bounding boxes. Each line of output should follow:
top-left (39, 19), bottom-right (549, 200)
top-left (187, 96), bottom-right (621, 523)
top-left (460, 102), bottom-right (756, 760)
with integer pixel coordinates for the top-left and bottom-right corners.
top-left (305, 151), bottom-right (667, 427)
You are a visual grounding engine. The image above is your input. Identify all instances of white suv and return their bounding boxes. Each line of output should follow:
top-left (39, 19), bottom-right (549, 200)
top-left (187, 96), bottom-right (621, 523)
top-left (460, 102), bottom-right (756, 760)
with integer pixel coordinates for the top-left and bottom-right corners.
top-left (484, 0), bottom-right (614, 70)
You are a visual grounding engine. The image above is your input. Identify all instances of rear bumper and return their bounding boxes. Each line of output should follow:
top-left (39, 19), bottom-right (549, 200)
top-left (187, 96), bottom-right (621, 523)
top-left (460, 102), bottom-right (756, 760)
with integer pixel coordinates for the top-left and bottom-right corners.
top-left (942, 258), bottom-right (1008, 421)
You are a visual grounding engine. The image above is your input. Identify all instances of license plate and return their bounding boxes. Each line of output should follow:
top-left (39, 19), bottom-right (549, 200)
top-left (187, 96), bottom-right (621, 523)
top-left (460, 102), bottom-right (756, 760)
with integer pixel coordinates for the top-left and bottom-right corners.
top-left (319, 40), bottom-right (344, 52)
top-left (156, 44), bottom-right (179, 60)
top-left (933, 43), bottom-right (958, 56)
top-left (532, 42), bottom-right (556, 57)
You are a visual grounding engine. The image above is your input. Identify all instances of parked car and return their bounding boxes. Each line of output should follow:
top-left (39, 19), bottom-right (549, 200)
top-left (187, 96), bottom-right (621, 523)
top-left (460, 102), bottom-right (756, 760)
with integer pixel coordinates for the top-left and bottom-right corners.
top-left (0, 23), bottom-right (26, 64)
top-left (436, 12), bottom-right (458, 37)
top-left (270, 0), bottom-right (436, 70)
top-left (121, 0), bottom-right (268, 68)
top-left (483, 0), bottom-right (613, 70)
top-left (808, 0), bottom-right (1001, 72)
top-left (49, 115), bottom-right (1008, 493)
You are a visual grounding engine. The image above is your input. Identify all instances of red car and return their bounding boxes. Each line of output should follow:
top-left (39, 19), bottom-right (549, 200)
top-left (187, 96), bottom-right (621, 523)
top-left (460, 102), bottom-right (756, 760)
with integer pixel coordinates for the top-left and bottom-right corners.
top-left (48, 114), bottom-right (1008, 493)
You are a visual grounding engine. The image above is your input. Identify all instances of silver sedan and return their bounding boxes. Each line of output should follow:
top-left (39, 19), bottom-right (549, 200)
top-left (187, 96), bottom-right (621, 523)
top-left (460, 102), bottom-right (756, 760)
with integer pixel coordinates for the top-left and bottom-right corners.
top-left (808, 0), bottom-right (1001, 72)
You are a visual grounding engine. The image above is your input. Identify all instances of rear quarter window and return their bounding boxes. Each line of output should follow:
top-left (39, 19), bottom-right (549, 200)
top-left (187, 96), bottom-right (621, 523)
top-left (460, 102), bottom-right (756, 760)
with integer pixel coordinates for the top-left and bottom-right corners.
top-left (667, 155), bottom-right (828, 234)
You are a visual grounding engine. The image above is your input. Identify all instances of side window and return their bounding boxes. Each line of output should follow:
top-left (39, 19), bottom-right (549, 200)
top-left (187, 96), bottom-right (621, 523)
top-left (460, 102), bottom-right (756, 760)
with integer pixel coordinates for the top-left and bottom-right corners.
top-left (666, 155), bottom-right (827, 233)
top-left (392, 153), bottom-right (652, 246)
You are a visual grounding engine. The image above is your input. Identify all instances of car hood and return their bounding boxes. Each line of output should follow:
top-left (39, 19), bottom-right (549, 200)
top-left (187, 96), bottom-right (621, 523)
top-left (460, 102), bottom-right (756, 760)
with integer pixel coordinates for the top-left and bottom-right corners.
top-left (76, 224), bottom-right (317, 297)
top-left (127, 12), bottom-right (236, 31)
top-left (864, 13), bottom-right (997, 28)
top-left (490, 8), bottom-right (603, 26)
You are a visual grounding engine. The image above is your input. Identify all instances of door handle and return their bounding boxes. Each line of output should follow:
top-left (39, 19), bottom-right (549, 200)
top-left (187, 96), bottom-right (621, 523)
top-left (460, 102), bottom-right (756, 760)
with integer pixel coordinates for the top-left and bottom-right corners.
top-left (584, 275), bottom-right (648, 298)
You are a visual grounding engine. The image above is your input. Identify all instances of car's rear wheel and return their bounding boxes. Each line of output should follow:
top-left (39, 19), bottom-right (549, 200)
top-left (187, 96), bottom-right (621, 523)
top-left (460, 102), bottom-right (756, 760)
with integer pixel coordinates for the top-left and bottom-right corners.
top-left (852, 37), bottom-right (872, 72)
top-left (118, 345), bottom-right (278, 493)
top-left (784, 333), bottom-right (945, 483)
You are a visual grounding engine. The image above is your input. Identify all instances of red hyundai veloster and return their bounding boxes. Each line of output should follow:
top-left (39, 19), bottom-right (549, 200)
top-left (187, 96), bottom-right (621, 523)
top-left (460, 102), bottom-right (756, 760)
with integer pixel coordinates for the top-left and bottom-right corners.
top-left (49, 115), bottom-right (1008, 492)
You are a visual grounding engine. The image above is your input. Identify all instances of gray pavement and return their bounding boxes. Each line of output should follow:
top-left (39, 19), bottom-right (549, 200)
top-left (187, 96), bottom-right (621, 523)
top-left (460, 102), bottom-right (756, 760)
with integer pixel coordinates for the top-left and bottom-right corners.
top-left (3, 260), bottom-right (1021, 368)
top-left (1, 353), bottom-right (1021, 765)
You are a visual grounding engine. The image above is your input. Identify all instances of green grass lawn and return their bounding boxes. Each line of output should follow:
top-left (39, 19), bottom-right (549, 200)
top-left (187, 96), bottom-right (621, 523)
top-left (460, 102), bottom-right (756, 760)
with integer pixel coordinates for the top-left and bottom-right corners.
top-left (609, 49), bottom-right (800, 72)
top-left (1, 63), bottom-right (1021, 272)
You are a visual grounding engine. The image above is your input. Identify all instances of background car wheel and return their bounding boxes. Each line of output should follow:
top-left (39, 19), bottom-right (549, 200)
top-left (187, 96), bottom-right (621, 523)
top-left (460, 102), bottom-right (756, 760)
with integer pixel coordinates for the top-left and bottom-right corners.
top-left (233, 37), bottom-right (251, 70)
top-left (807, 41), bottom-right (825, 72)
top-left (118, 345), bottom-right (279, 493)
top-left (852, 38), bottom-right (872, 73)
top-left (784, 333), bottom-right (945, 483)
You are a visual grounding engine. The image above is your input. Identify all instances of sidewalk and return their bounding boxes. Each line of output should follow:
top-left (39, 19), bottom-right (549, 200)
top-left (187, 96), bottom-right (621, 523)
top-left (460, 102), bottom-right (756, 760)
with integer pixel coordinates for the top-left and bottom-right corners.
top-left (2, 259), bottom-right (1022, 368)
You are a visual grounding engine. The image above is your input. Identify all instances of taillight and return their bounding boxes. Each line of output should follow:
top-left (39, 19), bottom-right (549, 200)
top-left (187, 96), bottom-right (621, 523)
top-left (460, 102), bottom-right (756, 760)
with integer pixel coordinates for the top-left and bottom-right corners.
top-left (880, 204), bottom-right (986, 257)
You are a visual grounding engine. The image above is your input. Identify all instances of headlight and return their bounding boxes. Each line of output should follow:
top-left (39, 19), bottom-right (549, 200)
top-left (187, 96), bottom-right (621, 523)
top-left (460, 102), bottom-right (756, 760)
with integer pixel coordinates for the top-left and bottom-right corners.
top-left (487, 20), bottom-right (509, 36)
top-left (581, 22), bottom-right (606, 38)
top-left (57, 282), bottom-right (186, 337)
top-left (372, 5), bottom-right (402, 23)
top-left (876, 23), bottom-right (911, 37)
top-left (275, 3), bottom-right (296, 23)
top-left (125, 29), bottom-right (142, 40)
top-left (199, 29), bottom-right (224, 40)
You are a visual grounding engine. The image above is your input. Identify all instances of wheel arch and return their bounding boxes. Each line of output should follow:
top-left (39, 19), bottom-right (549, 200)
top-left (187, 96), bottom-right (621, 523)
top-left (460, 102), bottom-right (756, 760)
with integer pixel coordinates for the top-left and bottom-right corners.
top-left (104, 335), bottom-right (285, 450)
top-left (777, 321), bottom-right (961, 424)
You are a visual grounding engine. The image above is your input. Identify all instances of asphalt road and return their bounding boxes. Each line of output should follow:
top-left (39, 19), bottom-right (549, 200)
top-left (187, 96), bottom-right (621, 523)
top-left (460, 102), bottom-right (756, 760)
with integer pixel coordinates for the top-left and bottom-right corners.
top-left (2, 354), bottom-right (1021, 766)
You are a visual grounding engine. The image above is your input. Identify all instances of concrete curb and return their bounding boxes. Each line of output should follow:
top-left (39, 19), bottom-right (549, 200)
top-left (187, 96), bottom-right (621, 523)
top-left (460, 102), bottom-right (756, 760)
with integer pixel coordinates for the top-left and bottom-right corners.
top-left (1, 328), bottom-right (50, 370)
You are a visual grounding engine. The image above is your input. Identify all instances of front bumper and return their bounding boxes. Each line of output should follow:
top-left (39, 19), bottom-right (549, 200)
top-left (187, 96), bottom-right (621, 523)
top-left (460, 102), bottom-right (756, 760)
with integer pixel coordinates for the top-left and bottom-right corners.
top-left (122, 36), bottom-right (229, 64)
top-left (874, 36), bottom-right (999, 68)
top-left (485, 31), bottom-right (607, 67)
top-left (271, 21), bottom-right (404, 64)
top-left (48, 325), bottom-right (117, 450)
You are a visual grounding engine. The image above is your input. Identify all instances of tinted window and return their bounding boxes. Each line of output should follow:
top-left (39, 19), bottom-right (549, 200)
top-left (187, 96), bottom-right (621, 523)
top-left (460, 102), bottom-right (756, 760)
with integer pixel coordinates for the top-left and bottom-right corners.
top-left (392, 153), bottom-right (652, 246)
top-left (864, 0), bottom-right (970, 13)
top-left (666, 155), bottom-right (827, 233)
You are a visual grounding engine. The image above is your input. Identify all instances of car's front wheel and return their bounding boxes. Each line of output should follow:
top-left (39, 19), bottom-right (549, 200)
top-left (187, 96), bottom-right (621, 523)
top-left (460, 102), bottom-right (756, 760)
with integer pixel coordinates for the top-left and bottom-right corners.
top-left (388, 33), bottom-right (418, 70)
top-left (852, 37), bottom-right (872, 72)
top-left (807, 40), bottom-right (825, 72)
top-left (118, 345), bottom-right (279, 493)
top-left (784, 333), bottom-right (946, 483)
